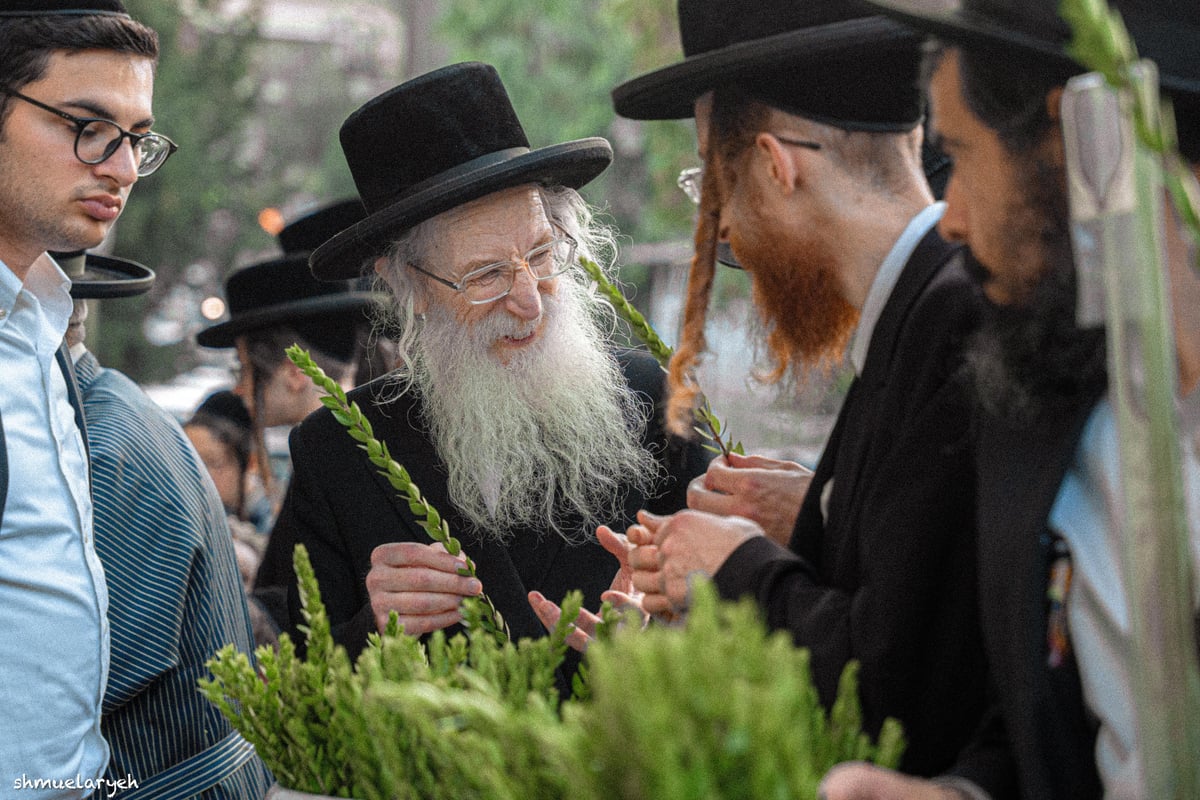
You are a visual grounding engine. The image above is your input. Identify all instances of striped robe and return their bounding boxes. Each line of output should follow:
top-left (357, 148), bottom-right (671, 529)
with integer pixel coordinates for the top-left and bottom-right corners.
top-left (76, 351), bottom-right (271, 799)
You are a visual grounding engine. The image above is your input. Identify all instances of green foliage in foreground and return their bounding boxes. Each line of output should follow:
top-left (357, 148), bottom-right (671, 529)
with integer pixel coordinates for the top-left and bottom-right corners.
top-left (201, 549), bottom-right (904, 799)
top-left (199, 544), bottom-right (582, 798)
top-left (571, 580), bottom-right (905, 800)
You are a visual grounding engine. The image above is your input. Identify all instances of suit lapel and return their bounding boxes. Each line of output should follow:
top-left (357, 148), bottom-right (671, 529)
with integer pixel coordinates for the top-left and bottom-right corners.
top-left (801, 231), bottom-right (960, 544)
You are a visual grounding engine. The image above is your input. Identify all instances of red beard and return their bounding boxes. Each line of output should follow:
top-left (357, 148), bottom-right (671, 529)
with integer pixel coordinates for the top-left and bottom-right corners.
top-left (729, 212), bottom-right (859, 380)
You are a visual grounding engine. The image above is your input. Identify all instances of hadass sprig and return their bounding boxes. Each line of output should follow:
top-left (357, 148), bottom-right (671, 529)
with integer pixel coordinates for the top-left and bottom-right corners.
top-left (286, 344), bottom-right (510, 645)
top-left (578, 255), bottom-right (743, 458)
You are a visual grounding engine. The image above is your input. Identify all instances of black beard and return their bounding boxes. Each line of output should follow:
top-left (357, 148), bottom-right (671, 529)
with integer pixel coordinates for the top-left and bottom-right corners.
top-left (966, 154), bottom-right (1107, 426)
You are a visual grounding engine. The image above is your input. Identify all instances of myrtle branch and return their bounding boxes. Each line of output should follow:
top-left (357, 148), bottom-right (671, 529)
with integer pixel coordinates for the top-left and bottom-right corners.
top-left (578, 255), bottom-right (743, 458)
top-left (286, 344), bottom-right (510, 645)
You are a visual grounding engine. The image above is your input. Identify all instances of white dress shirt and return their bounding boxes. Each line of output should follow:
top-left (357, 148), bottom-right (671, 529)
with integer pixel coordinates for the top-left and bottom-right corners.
top-left (1049, 397), bottom-right (1200, 799)
top-left (0, 253), bottom-right (110, 797)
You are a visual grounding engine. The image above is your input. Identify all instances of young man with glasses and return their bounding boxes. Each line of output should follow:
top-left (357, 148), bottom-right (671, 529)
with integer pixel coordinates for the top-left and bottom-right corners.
top-left (0, 1), bottom-right (172, 796)
top-left (608, 0), bottom-right (990, 778)
top-left (266, 63), bottom-right (709, 693)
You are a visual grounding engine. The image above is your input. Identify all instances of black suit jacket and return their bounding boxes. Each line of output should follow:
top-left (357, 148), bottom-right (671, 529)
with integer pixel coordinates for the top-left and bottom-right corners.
top-left (259, 348), bottom-right (709, 690)
top-left (951, 388), bottom-right (1106, 800)
top-left (713, 229), bottom-right (989, 776)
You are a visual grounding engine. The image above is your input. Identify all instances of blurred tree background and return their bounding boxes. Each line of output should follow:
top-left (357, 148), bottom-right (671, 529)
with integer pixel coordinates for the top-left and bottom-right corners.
top-left (95, 0), bottom-right (830, 459)
top-left (100, 0), bottom-right (700, 383)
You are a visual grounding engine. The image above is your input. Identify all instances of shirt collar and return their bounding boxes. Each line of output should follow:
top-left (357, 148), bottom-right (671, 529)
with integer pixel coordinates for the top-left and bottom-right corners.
top-left (850, 202), bottom-right (946, 376)
top-left (0, 253), bottom-right (74, 335)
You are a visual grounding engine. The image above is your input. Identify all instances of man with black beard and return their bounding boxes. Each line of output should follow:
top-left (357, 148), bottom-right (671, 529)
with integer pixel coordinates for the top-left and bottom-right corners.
top-left (612, 0), bottom-right (990, 778)
top-left (820, 0), bottom-right (1200, 798)
top-left (268, 63), bottom-right (707, 690)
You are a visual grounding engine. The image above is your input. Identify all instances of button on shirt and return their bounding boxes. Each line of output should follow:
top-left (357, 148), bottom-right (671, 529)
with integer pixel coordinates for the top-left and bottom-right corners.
top-left (0, 254), bottom-right (110, 796)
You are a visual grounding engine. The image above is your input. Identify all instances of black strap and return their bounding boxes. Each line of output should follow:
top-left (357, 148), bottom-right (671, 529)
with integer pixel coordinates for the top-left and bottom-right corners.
top-left (0, 411), bottom-right (7, 531)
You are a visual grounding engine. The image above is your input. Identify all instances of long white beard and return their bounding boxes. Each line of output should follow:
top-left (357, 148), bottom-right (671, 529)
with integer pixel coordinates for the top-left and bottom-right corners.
top-left (409, 277), bottom-right (660, 544)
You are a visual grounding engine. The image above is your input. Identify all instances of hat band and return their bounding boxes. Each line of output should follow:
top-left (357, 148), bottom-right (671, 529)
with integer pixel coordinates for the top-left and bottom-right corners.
top-left (366, 146), bottom-right (531, 213)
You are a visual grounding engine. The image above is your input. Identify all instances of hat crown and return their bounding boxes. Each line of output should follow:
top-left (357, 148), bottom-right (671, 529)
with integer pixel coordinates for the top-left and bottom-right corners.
top-left (224, 255), bottom-right (347, 317)
top-left (277, 198), bottom-right (366, 255)
top-left (0, 0), bottom-right (126, 15)
top-left (339, 62), bottom-right (531, 214)
top-left (678, 0), bottom-right (876, 56)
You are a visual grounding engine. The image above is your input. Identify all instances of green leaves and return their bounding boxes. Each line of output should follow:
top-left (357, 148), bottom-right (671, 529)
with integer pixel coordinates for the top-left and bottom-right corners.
top-left (203, 548), bottom-right (903, 799)
top-left (569, 580), bottom-right (905, 800)
top-left (202, 543), bottom-right (585, 798)
top-left (285, 344), bottom-right (510, 645)
top-left (579, 255), bottom-right (742, 458)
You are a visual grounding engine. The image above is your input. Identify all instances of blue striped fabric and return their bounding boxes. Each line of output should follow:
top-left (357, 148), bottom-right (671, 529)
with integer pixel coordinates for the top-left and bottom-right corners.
top-left (75, 351), bottom-right (272, 799)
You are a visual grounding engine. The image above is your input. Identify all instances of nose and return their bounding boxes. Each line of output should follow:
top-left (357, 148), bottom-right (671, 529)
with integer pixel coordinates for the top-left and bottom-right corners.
top-left (94, 137), bottom-right (140, 187)
top-left (937, 172), bottom-right (968, 244)
top-left (503, 262), bottom-right (545, 321)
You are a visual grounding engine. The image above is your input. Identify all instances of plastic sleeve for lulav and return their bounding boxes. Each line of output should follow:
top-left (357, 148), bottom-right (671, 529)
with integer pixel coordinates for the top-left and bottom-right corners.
top-left (1061, 0), bottom-right (1200, 795)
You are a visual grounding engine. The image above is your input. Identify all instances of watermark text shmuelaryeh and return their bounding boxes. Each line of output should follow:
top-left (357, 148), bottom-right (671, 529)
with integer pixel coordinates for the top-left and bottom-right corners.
top-left (13, 773), bottom-right (138, 798)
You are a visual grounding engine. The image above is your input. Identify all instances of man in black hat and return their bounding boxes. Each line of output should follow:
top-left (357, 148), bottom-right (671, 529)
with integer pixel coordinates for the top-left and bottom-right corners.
top-left (61, 252), bottom-right (271, 798)
top-left (269, 62), bottom-right (708, 689)
top-left (819, 1), bottom-right (1200, 798)
top-left (198, 199), bottom-right (378, 629)
top-left (614, 0), bottom-right (988, 777)
top-left (0, 2), bottom-right (173, 793)
top-left (197, 200), bottom-right (376, 516)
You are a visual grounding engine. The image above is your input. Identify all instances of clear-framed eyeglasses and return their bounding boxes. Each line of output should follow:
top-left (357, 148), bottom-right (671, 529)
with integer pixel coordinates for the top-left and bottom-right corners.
top-left (408, 221), bottom-right (579, 305)
top-left (2, 86), bottom-right (178, 177)
top-left (675, 134), bottom-right (823, 206)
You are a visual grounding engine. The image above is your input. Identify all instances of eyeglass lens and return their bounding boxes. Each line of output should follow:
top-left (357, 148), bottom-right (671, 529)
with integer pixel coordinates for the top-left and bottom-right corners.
top-left (76, 119), bottom-right (173, 175)
top-left (460, 236), bottom-right (577, 303)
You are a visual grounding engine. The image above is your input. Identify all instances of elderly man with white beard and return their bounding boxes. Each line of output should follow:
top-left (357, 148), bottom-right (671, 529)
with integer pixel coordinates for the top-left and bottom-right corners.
top-left (266, 62), bottom-right (709, 691)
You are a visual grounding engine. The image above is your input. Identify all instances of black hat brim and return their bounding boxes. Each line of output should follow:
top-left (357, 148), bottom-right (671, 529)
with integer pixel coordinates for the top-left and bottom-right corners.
top-left (196, 292), bottom-right (381, 349)
top-left (309, 138), bottom-right (612, 281)
top-left (67, 253), bottom-right (155, 299)
top-left (612, 17), bottom-right (920, 121)
top-left (862, 0), bottom-right (1200, 98)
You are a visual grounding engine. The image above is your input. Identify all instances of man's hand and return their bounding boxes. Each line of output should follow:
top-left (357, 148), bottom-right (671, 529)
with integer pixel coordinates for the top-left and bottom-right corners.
top-left (627, 509), bottom-right (761, 617)
top-left (819, 763), bottom-right (972, 800)
top-left (686, 452), bottom-right (812, 547)
top-left (365, 541), bottom-right (482, 635)
top-left (528, 525), bottom-right (644, 652)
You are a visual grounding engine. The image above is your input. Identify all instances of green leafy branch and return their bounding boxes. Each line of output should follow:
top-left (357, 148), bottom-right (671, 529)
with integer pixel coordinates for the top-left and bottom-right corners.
top-left (579, 255), bottom-right (744, 457)
top-left (286, 344), bottom-right (510, 645)
top-left (1062, 0), bottom-right (1200, 268)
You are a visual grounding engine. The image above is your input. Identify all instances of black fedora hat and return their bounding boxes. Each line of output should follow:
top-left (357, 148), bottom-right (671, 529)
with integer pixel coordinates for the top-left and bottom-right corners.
top-left (611, 0), bottom-right (924, 126)
top-left (309, 61), bottom-right (613, 281)
top-left (197, 200), bottom-right (379, 357)
top-left (53, 250), bottom-right (155, 299)
top-left (861, 0), bottom-right (1200, 99)
top-left (0, 0), bottom-right (127, 16)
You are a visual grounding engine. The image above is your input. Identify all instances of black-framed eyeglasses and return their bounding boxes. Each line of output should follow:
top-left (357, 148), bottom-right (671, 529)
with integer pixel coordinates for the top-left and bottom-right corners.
top-left (408, 221), bottom-right (579, 305)
top-left (676, 133), bottom-right (822, 205)
top-left (2, 86), bottom-right (177, 177)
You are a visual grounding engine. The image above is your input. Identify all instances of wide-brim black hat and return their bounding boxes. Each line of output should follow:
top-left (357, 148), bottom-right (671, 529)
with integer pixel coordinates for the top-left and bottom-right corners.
top-left (861, 0), bottom-right (1200, 99)
top-left (0, 1), bottom-right (127, 16)
top-left (198, 200), bottom-right (380, 356)
top-left (611, 0), bottom-right (924, 127)
top-left (53, 250), bottom-right (155, 299)
top-left (310, 62), bottom-right (613, 281)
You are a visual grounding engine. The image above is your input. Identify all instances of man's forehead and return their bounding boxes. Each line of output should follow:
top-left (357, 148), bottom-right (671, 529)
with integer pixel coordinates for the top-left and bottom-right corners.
top-left (430, 186), bottom-right (552, 260)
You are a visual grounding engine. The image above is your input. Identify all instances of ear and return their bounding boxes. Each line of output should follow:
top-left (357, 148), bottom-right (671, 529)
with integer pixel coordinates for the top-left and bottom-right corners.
top-left (754, 132), bottom-right (801, 196)
top-left (1045, 85), bottom-right (1064, 124)
top-left (284, 358), bottom-right (310, 393)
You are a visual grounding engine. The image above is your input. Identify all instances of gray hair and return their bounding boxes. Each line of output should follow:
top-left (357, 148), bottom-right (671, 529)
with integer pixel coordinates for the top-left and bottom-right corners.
top-left (369, 184), bottom-right (621, 384)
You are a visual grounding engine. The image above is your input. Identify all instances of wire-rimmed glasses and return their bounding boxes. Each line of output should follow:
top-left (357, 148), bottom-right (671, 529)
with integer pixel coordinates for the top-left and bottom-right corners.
top-left (676, 134), bottom-right (823, 205)
top-left (409, 222), bottom-right (579, 305)
top-left (2, 86), bottom-right (178, 177)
